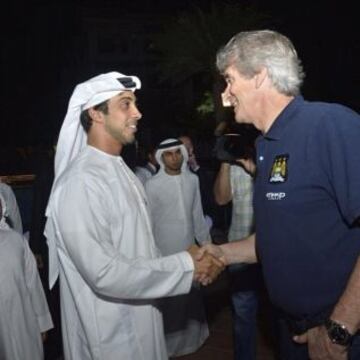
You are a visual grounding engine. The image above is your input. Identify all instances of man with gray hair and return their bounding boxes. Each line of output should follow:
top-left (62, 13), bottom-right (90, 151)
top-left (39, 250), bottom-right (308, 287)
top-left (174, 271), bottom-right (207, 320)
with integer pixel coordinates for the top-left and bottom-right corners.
top-left (44, 72), bottom-right (223, 360)
top-left (199, 30), bottom-right (360, 359)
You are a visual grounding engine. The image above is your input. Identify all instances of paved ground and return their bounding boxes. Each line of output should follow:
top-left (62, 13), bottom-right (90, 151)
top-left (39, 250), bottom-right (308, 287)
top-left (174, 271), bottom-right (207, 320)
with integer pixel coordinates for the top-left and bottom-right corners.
top-left (171, 228), bottom-right (278, 360)
top-left (171, 271), bottom-right (277, 360)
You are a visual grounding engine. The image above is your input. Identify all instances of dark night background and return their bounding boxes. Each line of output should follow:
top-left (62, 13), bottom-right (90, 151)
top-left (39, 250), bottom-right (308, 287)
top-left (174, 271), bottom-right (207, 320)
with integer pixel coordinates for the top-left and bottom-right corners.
top-left (1, 0), bottom-right (359, 172)
top-left (1, 4), bottom-right (359, 357)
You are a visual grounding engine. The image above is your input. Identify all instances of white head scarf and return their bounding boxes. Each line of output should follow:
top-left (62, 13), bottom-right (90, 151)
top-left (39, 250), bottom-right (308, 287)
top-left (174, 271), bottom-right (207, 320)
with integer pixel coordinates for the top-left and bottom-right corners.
top-left (54, 71), bottom-right (141, 182)
top-left (0, 193), bottom-right (10, 230)
top-left (155, 138), bottom-right (189, 174)
top-left (45, 71), bottom-right (141, 288)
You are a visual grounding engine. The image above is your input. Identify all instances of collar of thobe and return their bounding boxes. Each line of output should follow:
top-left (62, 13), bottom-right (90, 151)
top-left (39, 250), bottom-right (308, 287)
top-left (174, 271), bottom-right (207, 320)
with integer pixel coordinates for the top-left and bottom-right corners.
top-left (45, 71), bottom-right (141, 289)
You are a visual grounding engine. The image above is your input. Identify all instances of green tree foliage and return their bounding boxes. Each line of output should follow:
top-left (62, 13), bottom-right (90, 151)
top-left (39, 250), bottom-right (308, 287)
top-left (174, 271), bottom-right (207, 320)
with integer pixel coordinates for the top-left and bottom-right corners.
top-left (150, 2), bottom-right (272, 130)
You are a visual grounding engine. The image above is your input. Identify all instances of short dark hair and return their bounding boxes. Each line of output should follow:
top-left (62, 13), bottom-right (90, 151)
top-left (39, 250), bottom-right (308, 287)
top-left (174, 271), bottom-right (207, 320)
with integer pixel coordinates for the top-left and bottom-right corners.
top-left (80, 100), bottom-right (109, 133)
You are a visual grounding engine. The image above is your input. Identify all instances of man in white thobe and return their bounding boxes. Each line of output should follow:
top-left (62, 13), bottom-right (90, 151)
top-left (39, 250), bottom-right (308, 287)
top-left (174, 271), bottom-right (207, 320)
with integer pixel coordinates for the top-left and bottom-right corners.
top-left (0, 181), bottom-right (23, 233)
top-left (44, 72), bottom-right (223, 360)
top-left (0, 194), bottom-right (53, 360)
top-left (134, 144), bottom-right (158, 185)
top-left (178, 135), bottom-right (214, 229)
top-left (145, 138), bottom-right (211, 357)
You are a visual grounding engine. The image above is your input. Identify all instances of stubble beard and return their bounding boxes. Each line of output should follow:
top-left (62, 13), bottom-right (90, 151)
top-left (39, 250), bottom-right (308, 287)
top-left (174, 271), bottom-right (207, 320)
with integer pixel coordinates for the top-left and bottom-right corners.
top-left (104, 122), bottom-right (135, 146)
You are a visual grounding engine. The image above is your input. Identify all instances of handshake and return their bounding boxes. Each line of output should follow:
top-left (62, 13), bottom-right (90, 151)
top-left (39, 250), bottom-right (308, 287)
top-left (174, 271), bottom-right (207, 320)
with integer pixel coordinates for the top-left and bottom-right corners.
top-left (187, 244), bottom-right (226, 286)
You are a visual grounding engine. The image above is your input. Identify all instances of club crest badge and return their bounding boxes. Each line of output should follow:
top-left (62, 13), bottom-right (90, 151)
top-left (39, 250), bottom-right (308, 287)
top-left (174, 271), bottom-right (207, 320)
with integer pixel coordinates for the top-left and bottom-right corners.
top-left (269, 154), bottom-right (289, 183)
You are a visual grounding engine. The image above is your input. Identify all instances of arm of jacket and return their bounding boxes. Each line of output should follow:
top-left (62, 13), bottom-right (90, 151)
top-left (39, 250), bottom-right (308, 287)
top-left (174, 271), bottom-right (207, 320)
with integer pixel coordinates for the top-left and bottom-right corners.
top-left (23, 236), bottom-right (54, 332)
top-left (54, 175), bottom-right (194, 300)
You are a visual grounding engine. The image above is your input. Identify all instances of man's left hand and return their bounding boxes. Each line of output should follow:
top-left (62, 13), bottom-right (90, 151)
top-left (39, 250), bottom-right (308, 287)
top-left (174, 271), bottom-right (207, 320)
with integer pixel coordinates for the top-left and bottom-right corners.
top-left (293, 325), bottom-right (348, 359)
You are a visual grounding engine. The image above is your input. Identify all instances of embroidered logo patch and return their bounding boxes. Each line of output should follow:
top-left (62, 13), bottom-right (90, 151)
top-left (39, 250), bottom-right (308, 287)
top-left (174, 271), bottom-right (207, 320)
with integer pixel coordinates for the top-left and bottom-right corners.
top-left (269, 154), bottom-right (289, 183)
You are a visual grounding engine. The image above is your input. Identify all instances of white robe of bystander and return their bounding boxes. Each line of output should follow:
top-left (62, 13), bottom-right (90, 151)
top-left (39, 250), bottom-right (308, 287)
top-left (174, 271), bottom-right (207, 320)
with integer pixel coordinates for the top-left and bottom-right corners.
top-left (145, 139), bottom-right (211, 357)
top-left (0, 195), bottom-right (53, 360)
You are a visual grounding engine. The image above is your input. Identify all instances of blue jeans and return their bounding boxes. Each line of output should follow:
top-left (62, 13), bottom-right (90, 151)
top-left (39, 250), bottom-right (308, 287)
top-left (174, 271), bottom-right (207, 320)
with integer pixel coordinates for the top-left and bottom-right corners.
top-left (228, 264), bottom-right (261, 360)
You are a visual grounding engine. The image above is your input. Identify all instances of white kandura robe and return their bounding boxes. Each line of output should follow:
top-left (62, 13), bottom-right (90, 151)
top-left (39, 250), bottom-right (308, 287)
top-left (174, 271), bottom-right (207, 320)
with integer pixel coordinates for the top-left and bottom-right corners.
top-left (0, 229), bottom-right (53, 360)
top-left (0, 182), bottom-right (23, 234)
top-left (145, 165), bottom-right (210, 357)
top-left (46, 145), bottom-right (194, 360)
top-left (135, 162), bottom-right (157, 186)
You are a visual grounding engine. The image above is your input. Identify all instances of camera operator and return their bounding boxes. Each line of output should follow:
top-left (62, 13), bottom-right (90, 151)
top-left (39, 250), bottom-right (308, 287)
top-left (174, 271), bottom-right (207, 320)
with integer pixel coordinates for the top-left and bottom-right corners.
top-left (213, 125), bottom-right (260, 360)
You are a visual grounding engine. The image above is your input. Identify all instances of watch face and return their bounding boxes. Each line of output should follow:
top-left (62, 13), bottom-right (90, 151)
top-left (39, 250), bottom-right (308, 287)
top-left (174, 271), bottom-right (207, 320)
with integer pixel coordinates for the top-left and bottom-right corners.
top-left (326, 320), bottom-right (352, 346)
top-left (332, 326), bottom-right (350, 344)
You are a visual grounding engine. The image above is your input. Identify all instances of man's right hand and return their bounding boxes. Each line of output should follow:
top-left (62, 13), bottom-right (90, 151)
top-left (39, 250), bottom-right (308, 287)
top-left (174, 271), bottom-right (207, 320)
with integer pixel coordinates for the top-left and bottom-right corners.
top-left (187, 245), bottom-right (225, 286)
top-left (196, 243), bottom-right (228, 265)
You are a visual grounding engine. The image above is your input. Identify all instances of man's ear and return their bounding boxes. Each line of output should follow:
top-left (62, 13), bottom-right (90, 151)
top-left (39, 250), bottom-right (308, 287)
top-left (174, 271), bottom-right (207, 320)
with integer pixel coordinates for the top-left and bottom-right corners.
top-left (255, 68), bottom-right (268, 89)
top-left (88, 108), bottom-right (104, 124)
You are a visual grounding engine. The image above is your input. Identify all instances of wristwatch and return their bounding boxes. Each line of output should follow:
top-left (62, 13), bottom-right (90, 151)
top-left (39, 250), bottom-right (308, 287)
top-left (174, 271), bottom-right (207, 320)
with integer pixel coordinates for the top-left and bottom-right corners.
top-left (325, 319), bottom-right (353, 347)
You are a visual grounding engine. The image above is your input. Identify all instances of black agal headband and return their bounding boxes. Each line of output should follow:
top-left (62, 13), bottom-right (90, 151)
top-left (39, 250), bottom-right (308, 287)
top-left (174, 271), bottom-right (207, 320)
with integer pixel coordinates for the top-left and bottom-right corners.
top-left (117, 77), bottom-right (137, 89)
top-left (157, 139), bottom-right (183, 150)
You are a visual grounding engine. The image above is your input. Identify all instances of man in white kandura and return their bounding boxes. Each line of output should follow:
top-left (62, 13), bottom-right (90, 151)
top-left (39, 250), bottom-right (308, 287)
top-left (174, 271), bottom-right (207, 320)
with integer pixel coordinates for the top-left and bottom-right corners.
top-left (134, 144), bottom-right (158, 185)
top-left (0, 193), bottom-right (53, 360)
top-left (44, 72), bottom-right (223, 360)
top-left (0, 181), bottom-right (23, 233)
top-left (145, 138), bottom-right (211, 357)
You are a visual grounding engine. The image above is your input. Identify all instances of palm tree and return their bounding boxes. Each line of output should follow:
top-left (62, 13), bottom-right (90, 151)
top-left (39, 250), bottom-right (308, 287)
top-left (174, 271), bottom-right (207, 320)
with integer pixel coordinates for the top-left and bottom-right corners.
top-left (150, 2), bottom-right (272, 130)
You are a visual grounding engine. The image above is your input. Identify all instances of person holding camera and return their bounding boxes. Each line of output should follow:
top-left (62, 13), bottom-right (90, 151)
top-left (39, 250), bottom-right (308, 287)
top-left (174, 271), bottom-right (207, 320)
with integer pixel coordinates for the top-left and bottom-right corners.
top-left (213, 133), bottom-right (260, 360)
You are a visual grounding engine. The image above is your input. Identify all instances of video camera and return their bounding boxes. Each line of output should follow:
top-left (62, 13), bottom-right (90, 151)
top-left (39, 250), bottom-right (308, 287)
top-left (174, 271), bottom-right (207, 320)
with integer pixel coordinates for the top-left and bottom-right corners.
top-left (213, 131), bottom-right (257, 163)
